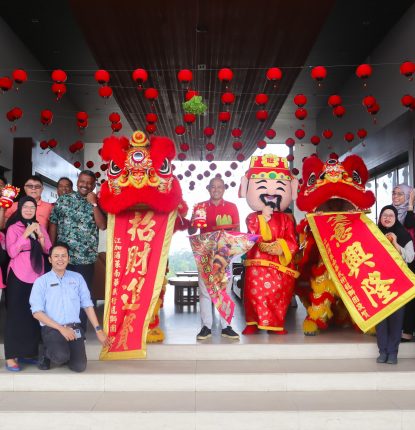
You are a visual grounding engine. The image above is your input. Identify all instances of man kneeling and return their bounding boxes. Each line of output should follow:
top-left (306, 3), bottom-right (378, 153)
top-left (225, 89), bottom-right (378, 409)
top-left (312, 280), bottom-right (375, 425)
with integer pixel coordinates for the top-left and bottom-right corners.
top-left (30, 243), bottom-right (108, 372)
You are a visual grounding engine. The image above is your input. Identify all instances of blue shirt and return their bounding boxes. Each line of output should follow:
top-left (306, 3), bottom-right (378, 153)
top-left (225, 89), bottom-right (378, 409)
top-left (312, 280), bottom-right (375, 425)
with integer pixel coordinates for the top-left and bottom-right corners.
top-left (30, 269), bottom-right (94, 325)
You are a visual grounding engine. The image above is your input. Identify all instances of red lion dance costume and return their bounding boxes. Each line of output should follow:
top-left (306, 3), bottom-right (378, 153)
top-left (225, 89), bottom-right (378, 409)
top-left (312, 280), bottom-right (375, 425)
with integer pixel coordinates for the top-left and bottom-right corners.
top-left (296, 153), bottom-right (375, 335)
top-left (99, 130), bottom-right (188, 359)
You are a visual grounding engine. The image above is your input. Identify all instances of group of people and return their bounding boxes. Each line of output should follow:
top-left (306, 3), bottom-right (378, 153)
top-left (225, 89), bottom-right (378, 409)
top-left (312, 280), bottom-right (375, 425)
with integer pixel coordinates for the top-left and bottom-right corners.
top-left (0, 172), bottom-right (108, 372)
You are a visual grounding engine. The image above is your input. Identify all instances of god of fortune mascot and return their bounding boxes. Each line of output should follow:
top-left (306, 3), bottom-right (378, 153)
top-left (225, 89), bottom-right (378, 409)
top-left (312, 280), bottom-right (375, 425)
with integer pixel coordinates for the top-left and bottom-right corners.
top-left (296, 153), bottom-right (375, 335)
top-left (98, 130), bottom-right (188, 359)
top-left (239, 154), bottom-right (299, 334)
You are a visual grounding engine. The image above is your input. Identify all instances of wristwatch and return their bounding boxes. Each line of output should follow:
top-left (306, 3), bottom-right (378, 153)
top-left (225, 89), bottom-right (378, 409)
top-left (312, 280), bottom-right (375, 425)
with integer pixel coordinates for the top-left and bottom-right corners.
top-left (92, 203), bottom-right (98, 207)
top-left (95, 325), bottom-right (103, 332)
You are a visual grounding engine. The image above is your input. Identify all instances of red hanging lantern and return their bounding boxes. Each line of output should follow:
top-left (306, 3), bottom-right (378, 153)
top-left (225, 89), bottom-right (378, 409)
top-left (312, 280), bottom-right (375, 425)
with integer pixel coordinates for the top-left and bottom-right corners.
top-left (322, 129), bottom-right (333, 139)
top-left (285, 138), bottom-right (295, 147)
top-left (178, 153), bottom-right (187, 161)
top-left (401, 94), bottom-right (414, 108)
top-left (146, 113), bottom-right (158, 124)
top-left (231, 128), bottom-right (242, 138)
top-left (185, 90), bottom-right (199, 101)
top-left (206, 142), bottom-right (215, 151)
top-left (310, 135), bottom-right (320, 146)
top-left (12, 69), bottom-right (28, 87)
top-left (144, 87), bottom-right (159, 101)
top-left (218, 111), bottom-right (231, 123)
top-left (86, 161), bottom-right (94, 168)
top-left (293, 93), bottom-right (307, 107)
top-left (132, 68), bottom-right (148, 89)
top-left (183, 113), bottom-right (196, 125)
top-left (357, 128), bottom-right (367, 139)
top-left (400, 61), bottom-right (415, 81)
top-left (6, 107), bottom-right (23, 131)
top-left (266, 67), bottom-right (282, 83)
top-left (177, 69), bottom-right (193, 84)
top-left (310, 66), bottom-right (327, 83)
top-left (230, 162), bottom-right (238, 170)
top-left (256, 110), bottom-right (268, 122)
top-left (265, 129), bottom-right (276, 139)
top-left (356, 64), bottom-right (372, 86)
top-left (40, 140), bottom-right (49, 150)
top-left (225, 171), bottom-right (232, 178)
top-left (206, 153), bottom-right (214, 162)
top-left (101, 163), bottom-right (108, 171)
top-left (367, 103), bottom-right (380, 121)
top-left (95, 172), bottom-right (101, 179)
top-left (74, 140), bottom-right (84, 152)
top-left (333, 105), bottom-right (346, 118)
top-left (109, 112), bottom-right (121, 123)
top-left (98, 86), bottom-right (113, 99)
top-left (344, 132), bottom-right (354, 143)
top-left (295, 129), bottom-right (305, 140)
top-left (221, 92), bottom-right (235, 105)
top-left (257, 140), bottom-right (267, 149)
top-left (94, 70), bottom-right (110, 85)
top-left (328, 94), bottom-right (342, 108)
top-left (111, 122), bottom-right (122, 133)
top-left (295, 108), bottom-right (307, 120)
top-left (362, 95), bottom-right (376, 109)
top-left (286, 154), bottom-right (294, 162)
top-left (218, 68), bottom-right (233, 83)
top-left (180, 143), bottom-right (190, 152)
top-left (203, 127), bottom-right (214, 137)
top-left (255, 93), bottom-right (269, 106)
top-left (236, 153), bottom-right (245, 162)
top-left (40, 109), bottom-right (53, 126)
top-left (51, 69), bottom-right (67, 83)
top-left (74, 161), bottom-right (81, 169)
top-left (175, 125), bottom-right (186, 135)
top-left (232, 141), bottom-right (243, 151)
top-left (77, 119), bottom-right (88, 131)
top-left (48, 139), bottom-right (58, 149)
top-left (146, 123), bottom-right (156, 134)
top-left (76, 111), bottom-right (89, 123)
top-left (0, 76), bottom-right (13, 92)
top-left (51, 83), bottom-right (66, 100)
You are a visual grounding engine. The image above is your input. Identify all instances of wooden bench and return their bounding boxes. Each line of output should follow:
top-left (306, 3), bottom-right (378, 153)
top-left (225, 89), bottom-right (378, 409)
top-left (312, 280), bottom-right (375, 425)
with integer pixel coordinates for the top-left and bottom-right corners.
top-left (169, 276), bottom-right (199, 305)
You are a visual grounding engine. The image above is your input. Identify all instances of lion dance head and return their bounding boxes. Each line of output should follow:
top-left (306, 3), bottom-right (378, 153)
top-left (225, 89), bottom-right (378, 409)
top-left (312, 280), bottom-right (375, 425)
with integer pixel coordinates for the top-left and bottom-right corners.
top-left (99, 130), bottom-right (186, 216)
top-left (296, 153), bottom-right (375, 213)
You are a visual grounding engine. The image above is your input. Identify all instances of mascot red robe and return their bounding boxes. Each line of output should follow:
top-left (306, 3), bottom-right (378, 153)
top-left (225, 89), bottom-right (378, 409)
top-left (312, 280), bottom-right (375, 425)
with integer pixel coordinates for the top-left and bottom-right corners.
top-left (296, 153), bottom-right (375, 335)
top-left (240, 154), bottom-right (299, 334)
top-left (99, 130), bottom-right (188, 359)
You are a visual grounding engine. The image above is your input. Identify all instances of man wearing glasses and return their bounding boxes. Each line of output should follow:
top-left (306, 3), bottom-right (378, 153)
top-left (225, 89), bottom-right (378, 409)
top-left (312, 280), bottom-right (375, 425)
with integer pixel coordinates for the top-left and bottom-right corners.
top-left (4, 175), bottom-right (53, 229)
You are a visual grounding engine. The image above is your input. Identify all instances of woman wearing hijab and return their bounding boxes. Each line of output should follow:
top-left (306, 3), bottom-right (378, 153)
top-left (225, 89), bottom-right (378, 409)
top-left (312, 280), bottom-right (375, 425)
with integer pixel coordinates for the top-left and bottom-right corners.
top-left (392, 184), bottom-right (415, 341)
top-left (4, 196), bottom-right (52, 371)
top-left (376, 205), bottom-right (415, 364)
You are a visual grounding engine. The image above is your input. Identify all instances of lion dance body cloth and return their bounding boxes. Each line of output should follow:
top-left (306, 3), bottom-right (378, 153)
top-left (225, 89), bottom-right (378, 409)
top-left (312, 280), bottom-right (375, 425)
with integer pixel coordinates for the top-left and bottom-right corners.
top-left (99, 131), bottom-right (188, 359)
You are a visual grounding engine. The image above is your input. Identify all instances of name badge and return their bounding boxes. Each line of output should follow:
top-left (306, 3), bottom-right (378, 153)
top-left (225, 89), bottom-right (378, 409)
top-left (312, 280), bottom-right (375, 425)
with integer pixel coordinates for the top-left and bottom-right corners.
top-left (50, 283), bottom-right (59, 287)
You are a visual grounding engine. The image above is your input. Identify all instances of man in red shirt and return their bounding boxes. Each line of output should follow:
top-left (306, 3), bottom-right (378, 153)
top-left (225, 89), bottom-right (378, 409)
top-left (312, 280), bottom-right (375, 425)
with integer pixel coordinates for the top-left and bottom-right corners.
top-left (189, 177), bottom-right (240, 340)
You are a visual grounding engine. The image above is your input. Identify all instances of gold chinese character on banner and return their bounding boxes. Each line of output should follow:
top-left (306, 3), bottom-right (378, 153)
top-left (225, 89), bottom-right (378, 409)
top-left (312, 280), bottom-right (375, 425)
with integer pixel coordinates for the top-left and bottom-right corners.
top-left (121, 277), bottom-right (145, 311)
top-left (127, 211), bottom-right (156, 242)
top-left (361, 271), bottom-right (398, 308)
top-left (328, 214), bottom-right (353, 247)
top-left (125, 242), bottom-right (151, 275)
top-left (116, 314), bottom-right (136, 350)
top-left (342, 241), bottom-right (375, 278)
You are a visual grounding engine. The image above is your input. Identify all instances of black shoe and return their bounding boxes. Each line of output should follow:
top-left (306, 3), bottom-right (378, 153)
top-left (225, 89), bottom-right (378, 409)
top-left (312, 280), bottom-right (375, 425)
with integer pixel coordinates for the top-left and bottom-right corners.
top-left (221, 326), bottom-right (240, 339)
top-left (387, 355), bottom-right (398, 365)
top-left (38, 356), bottom-right (51, 370)
top-left (376, 353), bottom-right (388, 363)
top-left (196, 326), bottom-right (212, 340)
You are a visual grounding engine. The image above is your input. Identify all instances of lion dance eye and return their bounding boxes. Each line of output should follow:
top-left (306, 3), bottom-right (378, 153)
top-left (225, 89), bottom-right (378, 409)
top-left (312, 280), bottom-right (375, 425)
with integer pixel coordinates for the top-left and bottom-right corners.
top-left (307, 173), bottom-right (316, 186)
top-left (352, 170), bottom-right (362, 184)
top-left (109, 161), bottom-right (122, 177)
top-left (159, 158), bottom-right (171, 175)
top-left (132, 151), bottom-right (145, 163)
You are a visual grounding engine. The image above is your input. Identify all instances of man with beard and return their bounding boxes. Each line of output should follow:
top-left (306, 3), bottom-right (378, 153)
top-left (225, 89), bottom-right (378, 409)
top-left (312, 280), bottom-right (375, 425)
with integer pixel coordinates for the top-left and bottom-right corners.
top-left (239, 155), bottom-right (299, 335)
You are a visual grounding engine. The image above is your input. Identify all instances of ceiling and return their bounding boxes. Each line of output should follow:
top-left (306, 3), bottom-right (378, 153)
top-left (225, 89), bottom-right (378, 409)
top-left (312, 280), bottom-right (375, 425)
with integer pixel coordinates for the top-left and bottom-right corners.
top-left (1, 0), bottom-right (414, 160)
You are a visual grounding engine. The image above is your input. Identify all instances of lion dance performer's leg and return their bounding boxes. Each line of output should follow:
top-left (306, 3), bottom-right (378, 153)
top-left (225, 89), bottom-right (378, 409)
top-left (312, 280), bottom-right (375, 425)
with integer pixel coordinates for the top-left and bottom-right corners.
top-left (146, 275), bottom-right (167, 343)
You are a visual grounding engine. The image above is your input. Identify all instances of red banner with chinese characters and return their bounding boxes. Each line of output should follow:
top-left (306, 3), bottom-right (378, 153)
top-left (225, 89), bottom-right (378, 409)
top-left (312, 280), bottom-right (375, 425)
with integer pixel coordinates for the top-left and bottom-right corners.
top-left (307, 212), bottom-right (415, 332)
top-left (100, 209), bottom-right (176, 360)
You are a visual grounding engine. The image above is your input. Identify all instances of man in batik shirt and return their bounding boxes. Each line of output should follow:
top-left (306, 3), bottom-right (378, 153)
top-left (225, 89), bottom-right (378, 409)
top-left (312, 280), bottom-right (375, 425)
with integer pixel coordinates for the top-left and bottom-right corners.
top-left (239, 155), bottom-right (299, 335)
top-left (49, 170), bottom-right (107, 332)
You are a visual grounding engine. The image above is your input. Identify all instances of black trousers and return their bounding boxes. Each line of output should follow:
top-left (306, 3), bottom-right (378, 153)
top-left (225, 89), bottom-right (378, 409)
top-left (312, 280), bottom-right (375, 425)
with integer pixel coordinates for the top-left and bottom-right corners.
top-left (376, 307), bottom-right (405, 358)
top-left (41, 325), bottom-right (87, 372)
top-left (67, 263), bottom-right (95, 333)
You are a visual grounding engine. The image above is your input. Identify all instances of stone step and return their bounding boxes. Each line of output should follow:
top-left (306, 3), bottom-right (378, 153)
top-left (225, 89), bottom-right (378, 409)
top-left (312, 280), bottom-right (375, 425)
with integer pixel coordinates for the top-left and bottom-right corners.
top-left (1, 358), bottom-right (415, 392)
top-left (0, 390), bottom-right (414, 429)
top-left (3, 340), bottom-right (415, 361)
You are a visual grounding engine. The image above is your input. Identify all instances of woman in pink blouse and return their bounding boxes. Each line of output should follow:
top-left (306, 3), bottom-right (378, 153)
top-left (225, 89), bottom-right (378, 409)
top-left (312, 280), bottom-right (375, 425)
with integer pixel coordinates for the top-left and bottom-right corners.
top-left (4, 196), bottom-right (52, 371)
